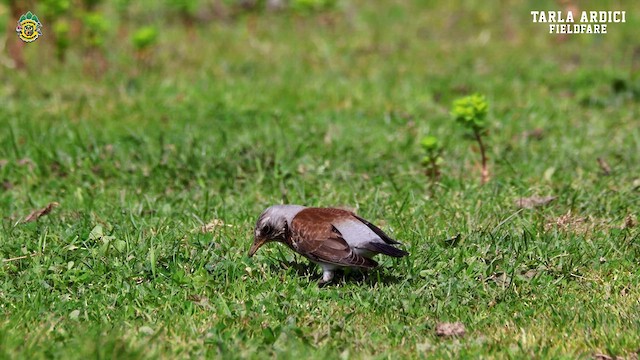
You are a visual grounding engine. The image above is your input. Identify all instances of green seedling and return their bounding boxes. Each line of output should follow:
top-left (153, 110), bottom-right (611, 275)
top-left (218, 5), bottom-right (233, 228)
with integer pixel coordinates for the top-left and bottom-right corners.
top-left (131, 26), bottom-right (158, 67)
top-left (81, 11), bottom-right (110, 75)
top-left (53, 20), bottom-right (70, 61)
top-left (451, 93), bottom-right (490, 184)
top-left (83, 12), bottom-right (109, 47)
top-left (132, 26), bottom-right (158, 51)
top-left (167, 0), bottom-right (200, 27)
top-left (421, 135), bottom-right (444, 181)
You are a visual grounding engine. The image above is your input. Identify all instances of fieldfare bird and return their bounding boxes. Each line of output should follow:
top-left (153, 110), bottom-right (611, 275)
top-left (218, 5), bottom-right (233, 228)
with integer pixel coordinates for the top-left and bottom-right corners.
top-left (249, 205), bottom-right (409, 285)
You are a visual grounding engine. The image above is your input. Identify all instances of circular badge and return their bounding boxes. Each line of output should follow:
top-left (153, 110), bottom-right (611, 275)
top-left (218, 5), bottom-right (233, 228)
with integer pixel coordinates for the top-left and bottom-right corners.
top-left (16, 12), bottom-right (42, 43)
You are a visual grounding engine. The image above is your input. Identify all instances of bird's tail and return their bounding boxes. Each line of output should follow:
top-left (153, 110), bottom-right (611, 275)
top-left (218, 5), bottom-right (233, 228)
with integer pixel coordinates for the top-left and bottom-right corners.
top-left (364, 242), bottom-right (409, 257)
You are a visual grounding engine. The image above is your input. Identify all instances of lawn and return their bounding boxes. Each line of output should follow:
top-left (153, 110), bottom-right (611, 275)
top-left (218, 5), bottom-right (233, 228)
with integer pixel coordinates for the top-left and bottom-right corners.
top-left (1, 0), bottom-right (639, 358)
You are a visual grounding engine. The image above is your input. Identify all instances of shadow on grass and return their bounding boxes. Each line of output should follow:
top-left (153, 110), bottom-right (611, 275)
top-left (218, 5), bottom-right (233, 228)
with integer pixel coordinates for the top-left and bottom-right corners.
top-left (268, 260), bottom-right (403, 287)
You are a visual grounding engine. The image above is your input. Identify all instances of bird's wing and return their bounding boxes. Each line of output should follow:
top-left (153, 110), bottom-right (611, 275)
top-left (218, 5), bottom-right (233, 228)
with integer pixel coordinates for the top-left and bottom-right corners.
top-left (290, 209), bottom-right (378, 269)
top-left (331, 217), bottom-right (408, 257)
top-left (351, 214), bottom-right (401, 245)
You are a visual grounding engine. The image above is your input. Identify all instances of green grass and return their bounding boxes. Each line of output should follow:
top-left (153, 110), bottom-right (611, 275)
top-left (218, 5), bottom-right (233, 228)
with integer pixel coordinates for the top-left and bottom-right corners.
top-left (1, 0), bottom-right (640, 358)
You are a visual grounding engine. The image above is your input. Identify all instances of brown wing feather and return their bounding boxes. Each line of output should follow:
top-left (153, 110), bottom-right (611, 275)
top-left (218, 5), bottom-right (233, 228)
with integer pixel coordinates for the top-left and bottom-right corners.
top-left (290, 208), bottom-right (377, 269)
top-left (305, 208), bottom-right (401, 245)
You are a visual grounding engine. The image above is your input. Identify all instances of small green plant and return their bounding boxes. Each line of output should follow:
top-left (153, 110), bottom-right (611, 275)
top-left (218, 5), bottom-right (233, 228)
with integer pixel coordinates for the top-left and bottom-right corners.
top-left (421, 135), bottom-right (443, 181)
top-left (53, 20), bottom-right (70, 61)
top-left (40, 0), bottom-right (71, 17)
top-left (167, 0), bottom-right (200, 27)
top-left (132, 26), bottom-right (158, 51)
top-left (451, 93), bottom-right (490, 184)
top-left (113, 0), bottom-right (132, 33)
top-left (131, 26), bottom-right (159, 67)
top-left (83, 12), bottom-right (109, 47)
top-left (40, 0), bottom-right (71, 62)
top-left (80, 11), bottom-right (110, 75)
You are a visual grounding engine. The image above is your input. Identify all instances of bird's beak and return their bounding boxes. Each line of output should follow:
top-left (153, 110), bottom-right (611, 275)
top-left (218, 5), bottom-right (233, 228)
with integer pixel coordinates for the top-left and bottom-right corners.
top-left (248, 237), bottom-right (267, 257)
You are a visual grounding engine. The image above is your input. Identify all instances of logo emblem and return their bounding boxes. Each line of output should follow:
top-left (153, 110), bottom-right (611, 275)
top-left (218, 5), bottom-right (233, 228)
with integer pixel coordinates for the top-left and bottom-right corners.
top-left (16, 11), bottom-right (42, 43)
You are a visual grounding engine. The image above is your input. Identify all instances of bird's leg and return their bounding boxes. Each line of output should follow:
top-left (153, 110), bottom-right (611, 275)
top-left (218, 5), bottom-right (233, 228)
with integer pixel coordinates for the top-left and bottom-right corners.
top-left (318, 268), bottom-right (335, 288)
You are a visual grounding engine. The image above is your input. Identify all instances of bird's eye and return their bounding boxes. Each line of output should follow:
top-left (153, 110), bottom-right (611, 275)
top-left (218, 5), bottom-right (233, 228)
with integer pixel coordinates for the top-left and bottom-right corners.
top-left (262, 224), bottom-right (272, 234)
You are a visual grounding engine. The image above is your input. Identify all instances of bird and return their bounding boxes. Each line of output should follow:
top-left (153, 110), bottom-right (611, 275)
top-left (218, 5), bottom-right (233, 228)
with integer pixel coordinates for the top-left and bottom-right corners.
top-left (248, 205), bottom-right (409, 286)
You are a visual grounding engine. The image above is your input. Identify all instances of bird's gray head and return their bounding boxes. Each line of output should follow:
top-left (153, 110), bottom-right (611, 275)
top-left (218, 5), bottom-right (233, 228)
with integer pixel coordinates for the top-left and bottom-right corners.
top-left (248, 205), bottom-right (306, 257)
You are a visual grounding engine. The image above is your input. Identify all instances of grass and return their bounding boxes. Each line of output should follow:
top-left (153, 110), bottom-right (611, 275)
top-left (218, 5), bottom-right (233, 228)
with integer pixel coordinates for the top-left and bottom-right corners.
top-left (1, 0), bottom-right (640, 358)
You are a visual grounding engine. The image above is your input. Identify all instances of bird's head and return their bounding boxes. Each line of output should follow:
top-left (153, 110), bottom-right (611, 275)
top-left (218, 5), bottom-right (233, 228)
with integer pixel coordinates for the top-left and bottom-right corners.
top-left (249, 205), bottom-right (305, 257)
